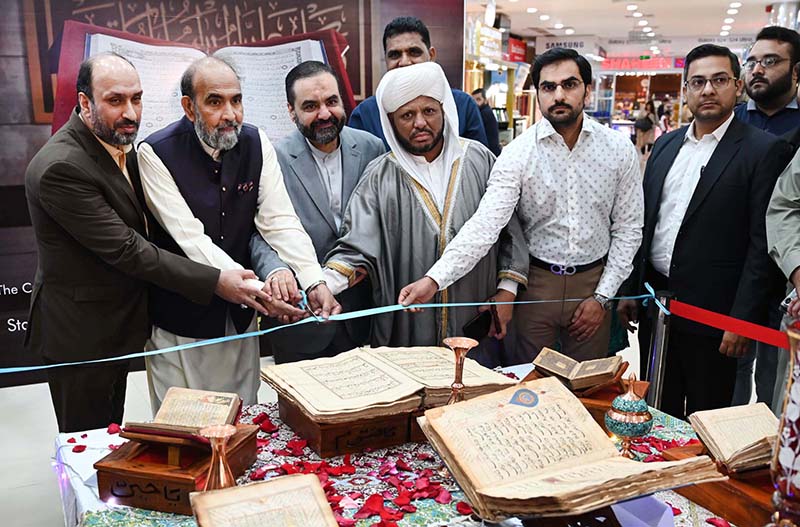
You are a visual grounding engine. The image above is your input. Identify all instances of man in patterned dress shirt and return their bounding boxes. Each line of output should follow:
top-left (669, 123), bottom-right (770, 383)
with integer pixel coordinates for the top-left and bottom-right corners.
top-left (399, 48), bottom-right (644, 362)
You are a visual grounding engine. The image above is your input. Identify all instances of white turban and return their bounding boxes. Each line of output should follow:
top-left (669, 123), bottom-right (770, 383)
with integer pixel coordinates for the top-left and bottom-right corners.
top-left (375, 62), bottom-right (462, 211)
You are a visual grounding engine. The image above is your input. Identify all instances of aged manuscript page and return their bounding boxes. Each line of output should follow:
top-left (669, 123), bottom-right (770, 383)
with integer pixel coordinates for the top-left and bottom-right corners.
top-left (690, 402), bottom-right (779, 462)
top-left (263, 350), bottom-right (423, 414)
top-left (154, 387), bottom-right (238, 428)
top-left (425, 377), bottom-right (617, 491)
top-left (368, 347), bottom-right (514, 388)
top-left (191, 474), bottom-right (337, 527)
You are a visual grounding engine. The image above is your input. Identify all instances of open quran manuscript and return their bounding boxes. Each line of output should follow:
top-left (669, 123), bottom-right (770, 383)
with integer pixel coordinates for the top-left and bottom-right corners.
top-left (419, 377), bottom-right (724, 520)
top-left (689, 403), bottom-right (779, 472)
top-left (190, 474), bottom-right (337, 527)
top-left (260, 347), bottom-right (515, 423)
top-left (533, 347), bottom-right (622, 390)
top-left (124, 387), bottom-right (241, 436)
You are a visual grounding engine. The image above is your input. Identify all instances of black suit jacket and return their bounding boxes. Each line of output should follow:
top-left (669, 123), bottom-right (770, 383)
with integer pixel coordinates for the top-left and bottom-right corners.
top-left (24, 109), bottom-right (220, 363)
top-left (625, 116), bottom-right (792, 335)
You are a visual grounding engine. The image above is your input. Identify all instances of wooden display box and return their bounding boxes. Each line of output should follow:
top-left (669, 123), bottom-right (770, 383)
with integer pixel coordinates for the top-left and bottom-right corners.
top-left (95, 424), bottom-right (258, 515)
top-left (662, 444), bottom-right (773, 527)
top-left (278, 396), bottom-right (415, 457)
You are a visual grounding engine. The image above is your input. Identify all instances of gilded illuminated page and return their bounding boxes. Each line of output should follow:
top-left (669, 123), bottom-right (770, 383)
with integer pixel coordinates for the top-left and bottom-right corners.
top-left (424, 378), bottom-right (617, 491)
top-left (262, 349), bottom-right (424, 414)
top-left (367, 346), bottom-right (515, 388)
top-left (533, 347), bottom-right (579, 379)
top-left (154, 387), bottom-right (238, 427)
top-left (191, 474), bottom-right (338, 527)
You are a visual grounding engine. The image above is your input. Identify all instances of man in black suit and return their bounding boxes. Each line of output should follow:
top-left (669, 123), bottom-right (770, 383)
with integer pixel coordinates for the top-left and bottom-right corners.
top-left (25, 53), bottom-right (269, 432)
top-left (618, 44), bottom-right (792, 419)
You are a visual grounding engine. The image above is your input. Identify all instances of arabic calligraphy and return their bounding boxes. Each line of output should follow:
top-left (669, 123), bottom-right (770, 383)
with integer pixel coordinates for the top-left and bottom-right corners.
top-left (110, 480), bottom-right (183, 502)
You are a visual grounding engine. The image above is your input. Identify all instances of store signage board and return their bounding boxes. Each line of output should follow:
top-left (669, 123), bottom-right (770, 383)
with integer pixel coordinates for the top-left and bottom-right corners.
top-left (479, 25), bottom-right (503, 61)
top-left (507, 37), bottom-right (526, 62)
top-left (535, 36), bottom-right (599, 54)
top-left (604, 34), bottom-right (754, 57)
top-left (601, 56), bottom-right (676, 71)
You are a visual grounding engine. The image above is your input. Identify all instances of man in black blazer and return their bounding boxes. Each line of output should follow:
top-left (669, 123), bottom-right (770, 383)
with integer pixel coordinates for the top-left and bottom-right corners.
top-left (25, 53), bottom-right (269, 432)
top-left (618, 44), bottom-right (792, 419)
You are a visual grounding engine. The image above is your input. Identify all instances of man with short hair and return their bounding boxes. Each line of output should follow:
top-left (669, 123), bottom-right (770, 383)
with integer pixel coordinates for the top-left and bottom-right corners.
top-left (471, 88), bottom-right (502, 156)
top-left (25, 53), bottom-right (268, 432)
top-left (349, 16), bottom-right (487, 149)
top-left (324, 62), bottom-right (528, 366)
top-left (732, 26), bottom-right (800, 408)
top-left (618, 44), bottom-right (792, 418)
top-left (250, 61), bottom-right (385, 363)
top-left (138, 56), bottom-right (340, 411)
top-left (735, 26), bottom-right (800, 135)
top-left (400, 48), bottom-right (643, 364)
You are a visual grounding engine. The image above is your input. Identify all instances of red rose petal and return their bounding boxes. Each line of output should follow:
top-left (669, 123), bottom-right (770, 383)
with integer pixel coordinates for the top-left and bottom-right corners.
top-left (395, 458), bottom-right (412, 472)
top-left (66, 437), bottom-right (76, 444)
top-left (354, 494), bottom-right (385, 519)
top-left (706, 519), bottom-right (731, 527)
top-left (334, 513), bottom-right (356, 527)
top-left (80, 433), bottom-right (88, 439)
top-left (72, 445), bottom-right (87, 453)
top-left (258, 419), bottom-right (278, 433)
top-left (286, 438), bottom-right (307, 456)
top-left (252, 412), bottom-right (268, 424)
top-left (456, 501), bottom-right (473, 515)
top-left (665, 501), bottom-right (682, 516)
top-left (414, 477), bottom-right (430, 490)
top-left (435, 486), bottom-right (452, 504)
top-left (106, 423), bottom-right (121, 435)
top-left (108, 444), bottom-right (122, 451)
top-left (250, 466), bottom-right (269, 481)
top-left (379, 506), bottom-right (404, 521)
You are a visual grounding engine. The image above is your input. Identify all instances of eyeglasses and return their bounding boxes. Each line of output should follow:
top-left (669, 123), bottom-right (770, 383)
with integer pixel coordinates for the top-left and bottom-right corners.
top-left (685, 75), bottom-right (734, 92)
top-left (538, 78), bottom-right (583, 93)
top-left (743, 56), bottom-right (789, 71)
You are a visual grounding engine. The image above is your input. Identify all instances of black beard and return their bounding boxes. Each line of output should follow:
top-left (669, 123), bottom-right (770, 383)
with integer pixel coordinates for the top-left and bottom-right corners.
top-left (395, 125), bottom-right (445, 155)
top-left (748, 70), bottom-right (794, 104)
top-left (543, 102), bottom-right (583, 128)
top-left (296, 114), bottom-right (345, 145)
top-left (90, 109), bottom-right (139, 145)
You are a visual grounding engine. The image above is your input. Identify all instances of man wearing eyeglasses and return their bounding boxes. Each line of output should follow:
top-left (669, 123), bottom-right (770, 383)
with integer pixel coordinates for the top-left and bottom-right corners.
top-left (618, 44), bottom-right (792, 418)
top-left (731, 26), bottom-right (800, 411)
top-left (399, 47), bottom-right (643, 364)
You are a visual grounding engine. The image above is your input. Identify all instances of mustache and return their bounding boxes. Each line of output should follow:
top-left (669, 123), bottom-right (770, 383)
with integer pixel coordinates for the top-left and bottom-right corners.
top-left (115, 118), bottom-right (139, 128)
top-left (216, 120), bottom-right (239, 131)
top-left (749, 77), bottom-right (769, 86)
top-left (410, 127), bottom-right (435, 139)
top-left (312, 116), bottom-right (341, 129)
top-left (548, 103), bottom-right (573, 112)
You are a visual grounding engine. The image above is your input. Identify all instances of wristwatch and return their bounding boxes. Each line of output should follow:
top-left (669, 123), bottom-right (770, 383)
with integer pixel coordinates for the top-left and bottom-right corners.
top-left (592, 293), bottom-right (612, 311)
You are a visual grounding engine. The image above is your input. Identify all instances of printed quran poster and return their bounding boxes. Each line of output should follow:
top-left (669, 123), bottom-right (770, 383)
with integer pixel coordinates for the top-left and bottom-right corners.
top-left (84, 33), bottom-right (325, 142)
top-left (191, 474), bottom-right (338, 527)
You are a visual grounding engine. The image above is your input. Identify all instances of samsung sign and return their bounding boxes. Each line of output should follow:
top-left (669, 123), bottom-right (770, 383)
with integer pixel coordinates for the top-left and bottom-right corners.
top-left (535, 36), bottom-right (598, 53)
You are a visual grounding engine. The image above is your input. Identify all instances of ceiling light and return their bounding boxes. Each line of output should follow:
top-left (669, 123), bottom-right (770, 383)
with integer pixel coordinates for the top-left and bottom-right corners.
top-left (539, 14), bottom-right (550, 21)
top-left (720, 30), bottom-right (730, 36)
top-left (729, 2), bottom-right (742, 7)
top-left (653, 49), bottom-right (661, 55)
top-left (650, 45), bottom-right (659, 50)
top-left (627, 4), bottom-right (638, 10)
top-left (638, 19), bottom-right (648, 26)
top-left (526, 7), bottom-right (538, 13)
top-left (508, 0), bottom-right (518, 2)
top-left (727, 8), bottom-right (738, 14)
top-left (642, 26), bottom-right (652, 32)
top-left (724, 17), bottom-right (735, 23)
top-left (565, 28), bottom-right (575, 35)
top-left (554, 22), bottom-right (564, 29)
top-left (633, 11), bottom-right (643, 17)
top-left (722, 25), bottom-right (732, 30)
top-left (647, 32), bottom-right (656, 37)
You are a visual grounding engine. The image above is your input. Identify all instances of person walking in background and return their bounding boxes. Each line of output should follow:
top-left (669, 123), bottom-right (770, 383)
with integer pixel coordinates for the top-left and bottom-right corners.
top-left (635, 100), bottom-right (658, 156)
top-left (471, 88), bottom-right (503, 156)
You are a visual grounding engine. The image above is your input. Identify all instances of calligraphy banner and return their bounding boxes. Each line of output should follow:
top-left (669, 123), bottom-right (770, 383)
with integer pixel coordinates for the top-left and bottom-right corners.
top-left (23, 0), bottom-right (373, 123)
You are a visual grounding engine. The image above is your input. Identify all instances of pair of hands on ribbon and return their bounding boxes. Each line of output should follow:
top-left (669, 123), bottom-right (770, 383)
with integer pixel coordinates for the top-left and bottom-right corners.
top-left (617, 300), bottom-right (750, 358)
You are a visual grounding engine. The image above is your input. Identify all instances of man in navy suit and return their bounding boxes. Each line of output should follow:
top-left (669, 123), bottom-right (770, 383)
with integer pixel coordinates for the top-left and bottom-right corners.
top-left (618, 44), bottom-right (792, 419)
top-left (348, 16), bottom-right (487, 149)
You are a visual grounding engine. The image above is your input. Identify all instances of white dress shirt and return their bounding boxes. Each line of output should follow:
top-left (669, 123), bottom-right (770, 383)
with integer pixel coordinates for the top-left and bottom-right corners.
top-left (307, 139), bottom-right (344, 230)
top-left (650, 112), bottom-right (734, 276)
top-left (426, 114), bottom-right (644, 299)
top-left (138, 127), bottom-right (324, 289)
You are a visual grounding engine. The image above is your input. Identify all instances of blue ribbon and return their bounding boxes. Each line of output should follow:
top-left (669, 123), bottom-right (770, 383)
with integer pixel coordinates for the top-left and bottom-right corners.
top-left (0, 292), bottom-right (656, 375)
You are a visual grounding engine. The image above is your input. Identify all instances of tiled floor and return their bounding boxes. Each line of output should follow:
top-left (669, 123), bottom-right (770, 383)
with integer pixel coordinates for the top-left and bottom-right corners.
top-left (1, 345), bottom-right (639, 527)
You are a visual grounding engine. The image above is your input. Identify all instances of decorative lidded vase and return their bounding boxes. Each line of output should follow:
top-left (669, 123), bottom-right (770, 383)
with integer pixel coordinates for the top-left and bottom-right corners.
top-left (604, 375), bottom-right (654, 459)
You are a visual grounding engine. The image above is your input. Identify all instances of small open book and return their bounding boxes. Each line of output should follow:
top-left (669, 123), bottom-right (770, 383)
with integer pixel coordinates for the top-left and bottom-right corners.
top-left (190, 474), bottom-right (337, 527)
top-left (124, 387), bottom-right (241, 438)
top-left (533, 347), bottom-right (622, 391)
top-left (418, 377), bottom-right (723, 520)
top-left (689, 403), bottom-right (779, 472)
top-left (261, 346), bottom-right (515, 424)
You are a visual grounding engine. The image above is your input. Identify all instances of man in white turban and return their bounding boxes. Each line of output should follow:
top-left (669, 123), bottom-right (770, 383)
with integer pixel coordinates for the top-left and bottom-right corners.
top-left (322, 62), bottom-right (528, 366)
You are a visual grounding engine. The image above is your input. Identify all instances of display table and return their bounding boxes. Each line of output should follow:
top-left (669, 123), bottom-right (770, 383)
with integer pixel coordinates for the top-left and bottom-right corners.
top-left (52, 366), bottom-right (737, 527)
